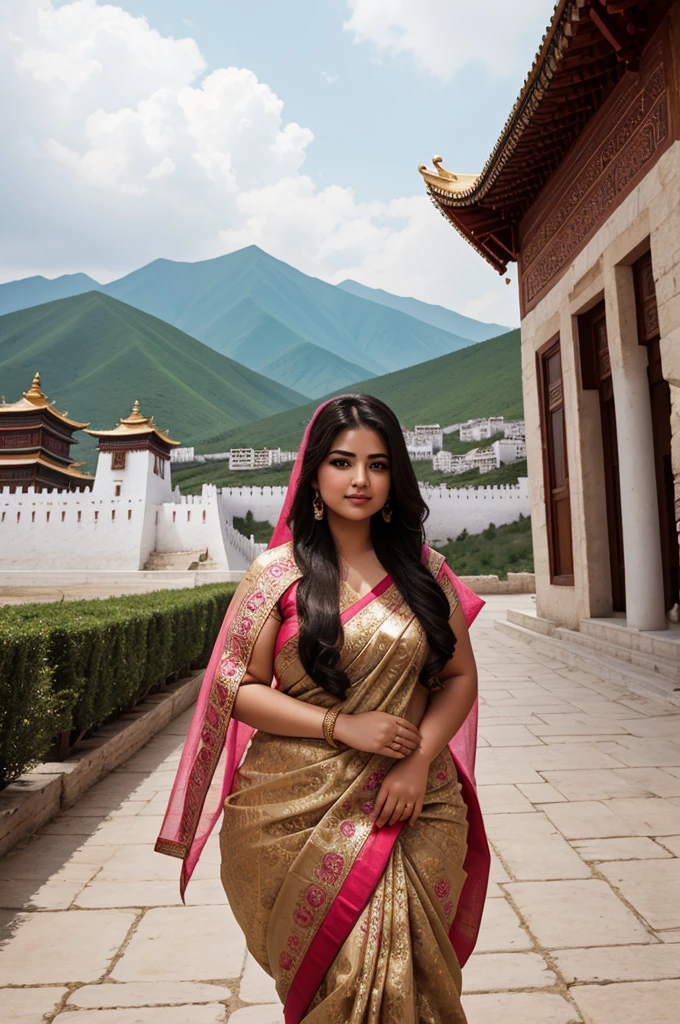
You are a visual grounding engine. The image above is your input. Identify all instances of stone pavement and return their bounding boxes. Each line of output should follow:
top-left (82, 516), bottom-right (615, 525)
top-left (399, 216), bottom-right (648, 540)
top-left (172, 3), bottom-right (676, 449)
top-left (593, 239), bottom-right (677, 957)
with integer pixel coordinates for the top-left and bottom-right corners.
top-left (1, 595), bottom-right (680, 1023)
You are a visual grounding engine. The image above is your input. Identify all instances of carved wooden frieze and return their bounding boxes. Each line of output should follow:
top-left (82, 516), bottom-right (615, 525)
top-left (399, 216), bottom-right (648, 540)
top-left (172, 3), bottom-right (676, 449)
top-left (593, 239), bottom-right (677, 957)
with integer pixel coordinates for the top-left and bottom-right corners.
top-left (520, 41), bottom-right (669, 314)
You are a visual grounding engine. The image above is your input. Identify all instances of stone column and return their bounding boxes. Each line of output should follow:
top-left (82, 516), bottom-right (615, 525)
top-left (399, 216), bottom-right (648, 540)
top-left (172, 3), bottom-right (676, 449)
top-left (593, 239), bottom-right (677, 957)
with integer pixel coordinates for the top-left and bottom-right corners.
top-left (604, 264), bottom-right (666, 631)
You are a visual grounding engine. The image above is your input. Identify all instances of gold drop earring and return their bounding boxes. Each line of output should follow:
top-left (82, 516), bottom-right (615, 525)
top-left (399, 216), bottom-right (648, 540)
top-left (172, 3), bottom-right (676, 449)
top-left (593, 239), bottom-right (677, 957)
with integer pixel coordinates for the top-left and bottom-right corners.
top-left (313, 489), bottom-right (325, 521)
top-left (382, 498), bottom-right (393, 523)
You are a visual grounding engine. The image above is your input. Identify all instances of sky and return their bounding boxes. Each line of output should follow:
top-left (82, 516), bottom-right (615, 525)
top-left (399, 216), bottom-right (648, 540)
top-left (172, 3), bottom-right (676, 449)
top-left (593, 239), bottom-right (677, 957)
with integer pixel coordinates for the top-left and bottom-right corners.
top-left (0, 1), bottom-right (555, 325)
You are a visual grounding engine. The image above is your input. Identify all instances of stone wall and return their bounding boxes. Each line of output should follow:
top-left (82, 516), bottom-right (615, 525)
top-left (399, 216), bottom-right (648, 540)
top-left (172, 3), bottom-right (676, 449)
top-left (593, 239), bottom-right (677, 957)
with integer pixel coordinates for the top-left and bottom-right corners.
top-left (520, 141), bottom-right (680, 629)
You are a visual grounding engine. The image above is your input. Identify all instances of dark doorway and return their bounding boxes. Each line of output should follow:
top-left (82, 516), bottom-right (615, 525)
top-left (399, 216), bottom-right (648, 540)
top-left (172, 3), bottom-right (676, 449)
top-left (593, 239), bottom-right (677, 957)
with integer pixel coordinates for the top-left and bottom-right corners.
top-left (578, 301), bottom-right (626, 612)
top-left (634, 251), bottom-right (679, 613)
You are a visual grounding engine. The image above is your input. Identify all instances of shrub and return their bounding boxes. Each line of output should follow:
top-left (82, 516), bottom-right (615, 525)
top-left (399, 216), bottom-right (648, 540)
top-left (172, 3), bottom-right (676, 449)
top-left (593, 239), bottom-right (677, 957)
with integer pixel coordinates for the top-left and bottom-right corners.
top-left (0, 583), bottom-right (237, 787)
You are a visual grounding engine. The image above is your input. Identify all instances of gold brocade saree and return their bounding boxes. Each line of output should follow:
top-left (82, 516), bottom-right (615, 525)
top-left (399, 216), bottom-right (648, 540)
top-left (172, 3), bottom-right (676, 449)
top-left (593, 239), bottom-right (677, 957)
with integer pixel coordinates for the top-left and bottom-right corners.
top-left (219, 549), bottom-right (473, 1023)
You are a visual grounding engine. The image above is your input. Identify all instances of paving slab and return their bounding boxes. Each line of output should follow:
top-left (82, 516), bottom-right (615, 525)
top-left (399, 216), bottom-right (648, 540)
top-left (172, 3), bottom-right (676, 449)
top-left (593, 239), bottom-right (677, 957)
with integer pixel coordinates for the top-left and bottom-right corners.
top-left (570, 979), bottom-right (680, 1023)
top-left (571, 837), bottom-right (672, 861)
top-left (463, 991), bottom-right (581, 1024)
top-left (75, 876), bottom-right (227, 909)
top-left (597, 859), bottom-right (680, 930)
top-left (67, 981), bottom-right (233, 1008)
top-left (485, 812), bottom-right (591, 880)
top-left (228, 1007), bottom-right (284, 1023)
top-left (463, 951), bottom-right (557, 991)
top-left (517, 782), bottom-right (567, 803)
top-left (111, 905), bottom-right (246, 982)
top-left (474, 897), bottom-right (533, 953)
top-left (477, 785), bottom-right (534, 814)
top-left (239, 953), bottom-right (280, 1003)
top-left (504, 880), bottom-right (654, 949)
top-left (2, 986), bottom-right (67, 1023)
top-left (553, 943), bottom-right (680, 984)
top-left (54, 1008), bottom-right (227, 1024)
top-left (0, 909), bottom-right (135, 984)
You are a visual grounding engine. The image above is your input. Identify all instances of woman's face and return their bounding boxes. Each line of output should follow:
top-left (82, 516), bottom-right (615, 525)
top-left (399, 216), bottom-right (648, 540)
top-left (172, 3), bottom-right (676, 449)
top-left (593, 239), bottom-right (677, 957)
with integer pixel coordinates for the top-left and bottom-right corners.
top-left (313, 425), bottom-right (391, 523)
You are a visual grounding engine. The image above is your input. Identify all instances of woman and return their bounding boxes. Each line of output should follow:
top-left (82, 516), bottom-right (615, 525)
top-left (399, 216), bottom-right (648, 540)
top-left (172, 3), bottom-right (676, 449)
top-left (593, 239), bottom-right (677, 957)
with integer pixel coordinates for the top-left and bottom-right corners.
top-left (156, 394), bottom-right (489, 1023)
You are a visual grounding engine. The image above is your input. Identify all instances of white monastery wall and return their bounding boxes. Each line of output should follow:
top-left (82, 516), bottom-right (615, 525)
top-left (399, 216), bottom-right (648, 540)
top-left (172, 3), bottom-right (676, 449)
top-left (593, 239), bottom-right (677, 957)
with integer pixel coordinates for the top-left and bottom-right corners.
top-left (0, 492), bottom-right (156, 570)
top-left (420, 478), bottom-right (530, 545)
top-left (0, 484), bottom-right (264, 571)
top-left (215, 481), bottom-right (530, 548)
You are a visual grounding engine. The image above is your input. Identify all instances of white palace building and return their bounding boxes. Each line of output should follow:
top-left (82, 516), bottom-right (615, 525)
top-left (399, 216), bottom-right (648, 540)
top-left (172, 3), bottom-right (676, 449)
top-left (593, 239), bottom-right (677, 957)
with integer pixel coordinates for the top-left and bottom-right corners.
top-left (0, 376), bottom-right (264, 578)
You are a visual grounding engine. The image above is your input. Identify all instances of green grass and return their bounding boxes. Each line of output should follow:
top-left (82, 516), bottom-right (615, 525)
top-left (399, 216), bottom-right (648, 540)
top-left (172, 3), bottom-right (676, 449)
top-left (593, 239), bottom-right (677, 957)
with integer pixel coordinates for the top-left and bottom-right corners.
top-left (194, 329), bottom-right (522, 454)
top-left (0, 292), bottom-right (308, 469)
top-left (233, 510), bottom-right (275, 544)
top-left (435, 515), bottom-right (534, 578)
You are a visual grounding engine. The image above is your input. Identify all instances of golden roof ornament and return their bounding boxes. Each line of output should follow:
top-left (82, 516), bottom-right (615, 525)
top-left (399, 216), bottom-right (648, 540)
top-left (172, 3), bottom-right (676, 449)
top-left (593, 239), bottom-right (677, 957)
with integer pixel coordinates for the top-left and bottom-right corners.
top-left (418, 156), bottom-right (480, 198)
top-left (85, 398), bottom-right (180, 446)
top-left (24, 371), bottom-right (47, 405)
top-left (0, 371), bottom-right (89, 428)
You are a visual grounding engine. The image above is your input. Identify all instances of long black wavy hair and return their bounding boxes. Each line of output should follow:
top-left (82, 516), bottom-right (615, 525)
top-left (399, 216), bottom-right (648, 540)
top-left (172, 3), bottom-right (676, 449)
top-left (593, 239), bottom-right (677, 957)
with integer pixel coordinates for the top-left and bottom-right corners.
top-left (288, 394), bottom-right (456, 700)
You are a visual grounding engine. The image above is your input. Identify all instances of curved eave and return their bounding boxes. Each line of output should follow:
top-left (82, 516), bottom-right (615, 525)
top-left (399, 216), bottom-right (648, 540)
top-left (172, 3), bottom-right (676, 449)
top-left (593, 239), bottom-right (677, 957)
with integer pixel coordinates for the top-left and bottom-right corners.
top-left (84, 427), bottom-right (181, 446)
top-left (0, 453), bottom-right (94, 480)
top-left (425, 0), bottom-right (573, 211)
top-left (0, 401), bottom-right (90, 430)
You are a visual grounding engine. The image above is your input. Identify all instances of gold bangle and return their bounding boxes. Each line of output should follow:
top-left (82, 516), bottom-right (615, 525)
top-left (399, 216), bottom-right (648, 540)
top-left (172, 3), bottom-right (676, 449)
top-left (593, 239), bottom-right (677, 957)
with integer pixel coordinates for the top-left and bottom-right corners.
top-left (322, 707), bottom-right (342, 749)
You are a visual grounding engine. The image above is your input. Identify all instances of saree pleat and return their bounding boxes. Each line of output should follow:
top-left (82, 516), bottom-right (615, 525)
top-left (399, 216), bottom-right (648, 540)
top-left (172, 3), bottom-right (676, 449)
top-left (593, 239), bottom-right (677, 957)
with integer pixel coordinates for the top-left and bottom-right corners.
top-left (219, 558), bottom-right (484, 1022)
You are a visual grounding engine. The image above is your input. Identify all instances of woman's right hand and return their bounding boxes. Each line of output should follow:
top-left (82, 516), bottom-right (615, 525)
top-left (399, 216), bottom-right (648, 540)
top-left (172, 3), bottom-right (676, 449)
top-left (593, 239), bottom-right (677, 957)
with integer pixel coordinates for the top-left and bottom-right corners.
top-left (334, 712), bottom-right (421, 758)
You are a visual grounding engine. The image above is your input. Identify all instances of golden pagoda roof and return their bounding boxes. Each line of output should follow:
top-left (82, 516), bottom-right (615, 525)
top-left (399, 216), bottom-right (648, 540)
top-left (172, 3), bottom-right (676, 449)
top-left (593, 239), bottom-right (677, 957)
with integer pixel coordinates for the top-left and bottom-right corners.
top-left (0, 372), bottom-right (90, 429)
top-left (85, 400), bottom-right (180, 446)
top-left (0, 452), bottom-right (94, 481)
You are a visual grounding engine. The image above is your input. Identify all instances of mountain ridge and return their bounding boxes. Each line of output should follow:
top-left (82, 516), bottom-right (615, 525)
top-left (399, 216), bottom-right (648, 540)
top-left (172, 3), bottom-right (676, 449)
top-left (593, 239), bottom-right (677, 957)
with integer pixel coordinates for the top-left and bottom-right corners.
top-left (0, 291), bottom-right (308, 454)
top-left (0, 247), bottom-right (512, 397)
top-left (193, 328), bottom-right (522, 455)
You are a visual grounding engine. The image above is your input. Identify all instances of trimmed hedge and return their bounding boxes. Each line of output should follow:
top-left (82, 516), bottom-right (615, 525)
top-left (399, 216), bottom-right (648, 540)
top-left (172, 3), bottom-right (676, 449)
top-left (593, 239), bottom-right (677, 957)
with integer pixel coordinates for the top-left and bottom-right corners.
top-left (0, 583), bottom-right (237, 787)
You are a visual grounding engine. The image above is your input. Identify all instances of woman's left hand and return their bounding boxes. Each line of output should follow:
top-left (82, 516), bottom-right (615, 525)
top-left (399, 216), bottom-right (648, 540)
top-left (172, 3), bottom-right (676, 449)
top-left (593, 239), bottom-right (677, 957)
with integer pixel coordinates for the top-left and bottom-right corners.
top-left (371, 753), bottom-right (430, 828)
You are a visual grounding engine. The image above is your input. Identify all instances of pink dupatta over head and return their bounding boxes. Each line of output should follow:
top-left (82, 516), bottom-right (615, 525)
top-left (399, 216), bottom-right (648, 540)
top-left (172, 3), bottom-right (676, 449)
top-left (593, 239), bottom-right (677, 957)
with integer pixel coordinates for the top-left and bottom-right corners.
top-left (156, 396), bottom-right (489, 976)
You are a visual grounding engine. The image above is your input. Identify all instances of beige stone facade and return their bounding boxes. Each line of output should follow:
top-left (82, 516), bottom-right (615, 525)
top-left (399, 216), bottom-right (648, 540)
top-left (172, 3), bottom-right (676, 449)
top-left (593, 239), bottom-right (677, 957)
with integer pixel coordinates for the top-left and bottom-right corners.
top-left (522, 142), bottom-right (680, 630)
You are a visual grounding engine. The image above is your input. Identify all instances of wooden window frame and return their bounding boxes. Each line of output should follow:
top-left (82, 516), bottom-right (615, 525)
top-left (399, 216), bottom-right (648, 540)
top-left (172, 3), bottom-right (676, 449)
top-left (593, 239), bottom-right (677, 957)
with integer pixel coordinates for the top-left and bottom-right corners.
top-left (536, 334), bottom-right (575, 586)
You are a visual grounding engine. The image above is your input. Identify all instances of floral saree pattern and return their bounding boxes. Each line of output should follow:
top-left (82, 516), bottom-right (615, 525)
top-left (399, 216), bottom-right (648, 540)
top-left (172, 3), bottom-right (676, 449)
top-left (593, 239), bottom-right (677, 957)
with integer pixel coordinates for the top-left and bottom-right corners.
top-left (211, 543), bottom-right (489, 1023)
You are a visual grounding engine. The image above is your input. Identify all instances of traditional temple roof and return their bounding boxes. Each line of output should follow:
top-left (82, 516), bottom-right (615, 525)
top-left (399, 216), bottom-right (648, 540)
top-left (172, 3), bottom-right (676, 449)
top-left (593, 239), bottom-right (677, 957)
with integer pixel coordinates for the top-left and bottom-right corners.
top-left (419, 0), bottom-right (664, 273)
top-left (0, 452), bottom-right (94, 480)
top-left (0, 372), bottom-right (90, 430)
top-left (85, 400), bottom-right (180, 447)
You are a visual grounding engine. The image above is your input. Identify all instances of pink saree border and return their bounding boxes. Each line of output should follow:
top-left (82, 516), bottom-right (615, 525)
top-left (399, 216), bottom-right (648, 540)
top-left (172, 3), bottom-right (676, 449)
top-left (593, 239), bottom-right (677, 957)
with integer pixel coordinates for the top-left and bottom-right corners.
top-left (283, 821), bottom-right (404, 1024)
top-left (281, 552), bottom-right (489, 1020)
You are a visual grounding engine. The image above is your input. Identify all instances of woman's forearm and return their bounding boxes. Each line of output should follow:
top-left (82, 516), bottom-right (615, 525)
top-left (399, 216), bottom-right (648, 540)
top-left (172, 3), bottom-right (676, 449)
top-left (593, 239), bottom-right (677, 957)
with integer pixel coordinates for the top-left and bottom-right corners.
top-left (410, 673), bottom-right (478, 764)
top-left (233, 683), bottom-right (332, 739)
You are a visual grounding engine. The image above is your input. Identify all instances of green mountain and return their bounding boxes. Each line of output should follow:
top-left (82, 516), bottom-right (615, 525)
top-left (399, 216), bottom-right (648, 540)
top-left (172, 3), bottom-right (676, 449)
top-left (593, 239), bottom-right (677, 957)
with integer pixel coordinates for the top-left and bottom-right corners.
top-left (0, 247), bottom-right (514, 399)
top-left (100, 246), bottom-right (485, 381)
top-left (194, 328), bottom-right (522, 454)
top-left (0, 292), bottom-right (308, 454)
top-left (258, 340), bottom-right (375, 398)
top-left (337, 279), bottom-right (511, 341)
top-left (0, 273), bottom-right (100, 317)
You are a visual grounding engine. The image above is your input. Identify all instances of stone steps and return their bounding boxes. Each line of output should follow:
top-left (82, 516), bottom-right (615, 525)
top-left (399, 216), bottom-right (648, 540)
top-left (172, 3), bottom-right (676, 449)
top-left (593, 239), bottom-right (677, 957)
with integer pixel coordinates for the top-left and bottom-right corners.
top-left (580, 616), bottom-right (680, 661)
top-left (143, 549), bottom-right (215, 571)
top-left (495, 616), bottom-right (680, 705)
top-left (553, 626), bottom-right (680, 685)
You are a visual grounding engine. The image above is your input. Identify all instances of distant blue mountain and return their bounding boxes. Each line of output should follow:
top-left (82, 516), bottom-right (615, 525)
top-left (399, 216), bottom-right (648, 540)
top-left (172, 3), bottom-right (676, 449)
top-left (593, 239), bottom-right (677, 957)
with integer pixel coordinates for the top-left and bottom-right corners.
top-left (0, 246), bottom-right (510, 397)
top-left (338, 279), bottom-right (511, 340)
top-left (0, 273), bottom-right (100, 317)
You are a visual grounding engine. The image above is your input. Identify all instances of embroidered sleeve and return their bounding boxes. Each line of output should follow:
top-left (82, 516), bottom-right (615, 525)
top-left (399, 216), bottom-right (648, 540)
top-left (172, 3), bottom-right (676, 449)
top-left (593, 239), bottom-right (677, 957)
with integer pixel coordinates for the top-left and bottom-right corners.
top-left (438, 562), bottom-right (461, 619)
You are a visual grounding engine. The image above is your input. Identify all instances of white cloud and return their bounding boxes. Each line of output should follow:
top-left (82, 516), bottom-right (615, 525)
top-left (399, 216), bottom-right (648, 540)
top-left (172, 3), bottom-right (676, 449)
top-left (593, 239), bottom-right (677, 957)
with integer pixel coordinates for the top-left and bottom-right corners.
top-left (321, 71), bottom-right (339, 84)
top-left (344, 0), bottom-right (550, 81)
top-left (0, 0), bottom-right (519, 324)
